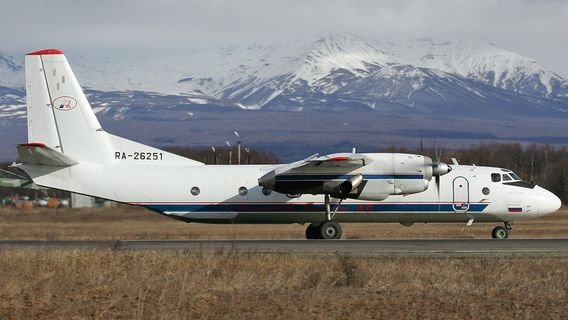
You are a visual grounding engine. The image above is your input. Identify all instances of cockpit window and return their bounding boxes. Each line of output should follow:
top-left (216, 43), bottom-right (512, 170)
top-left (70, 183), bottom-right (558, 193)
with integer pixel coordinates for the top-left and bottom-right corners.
top-left (501, 170), bottom-right (535, 188)
top-left (491, 173), bottom-right (501, 182)
top-left (509, 172), bottom-right (521, 180)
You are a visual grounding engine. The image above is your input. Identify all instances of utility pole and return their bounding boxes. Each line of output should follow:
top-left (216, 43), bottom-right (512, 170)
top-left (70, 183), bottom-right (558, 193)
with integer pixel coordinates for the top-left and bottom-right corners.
top-left (211, 146), bottom-right (217, 164)
top-left (225, 141), bottom-right (232, 165)
top-left (245, 147), bottom-right (250, 164)
top-left (234, 131), bottom-right (241, 165)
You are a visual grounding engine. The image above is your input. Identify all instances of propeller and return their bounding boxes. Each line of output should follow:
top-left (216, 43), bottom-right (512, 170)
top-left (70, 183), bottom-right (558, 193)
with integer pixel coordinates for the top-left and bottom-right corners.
top-left (431, 141), bottom-right (451, 199)
top-left (435, 142), bottom-right (441, 197)
top-left (433, 164), bottom-right (444, 198)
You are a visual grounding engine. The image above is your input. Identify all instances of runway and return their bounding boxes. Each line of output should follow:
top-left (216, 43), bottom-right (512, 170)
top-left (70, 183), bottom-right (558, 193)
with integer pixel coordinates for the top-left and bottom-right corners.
top-left (2, 239), bottom-right (568, 257)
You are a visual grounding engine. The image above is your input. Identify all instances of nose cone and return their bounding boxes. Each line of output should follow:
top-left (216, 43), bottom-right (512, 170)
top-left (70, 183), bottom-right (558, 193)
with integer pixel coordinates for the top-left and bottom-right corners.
top-left (536, 186), bottom-right (562, 216)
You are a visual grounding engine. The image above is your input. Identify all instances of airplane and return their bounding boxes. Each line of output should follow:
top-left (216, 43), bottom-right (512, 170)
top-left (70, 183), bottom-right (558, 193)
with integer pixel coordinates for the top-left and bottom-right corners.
top-left (12, 49), bottom-right (562, 240)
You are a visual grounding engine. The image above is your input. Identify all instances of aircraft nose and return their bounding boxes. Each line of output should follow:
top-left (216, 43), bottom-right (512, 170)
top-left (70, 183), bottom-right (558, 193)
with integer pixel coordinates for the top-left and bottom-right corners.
top-left (537, 186), bottom-right (562, 215)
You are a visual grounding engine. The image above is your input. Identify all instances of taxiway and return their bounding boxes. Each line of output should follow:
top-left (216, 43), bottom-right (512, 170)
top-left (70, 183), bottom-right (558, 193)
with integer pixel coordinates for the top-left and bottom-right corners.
top-left (1, 239), bottom-right (568, 257)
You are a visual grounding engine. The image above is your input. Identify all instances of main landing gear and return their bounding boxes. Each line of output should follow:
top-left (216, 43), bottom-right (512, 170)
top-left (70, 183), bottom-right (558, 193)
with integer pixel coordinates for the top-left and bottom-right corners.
top-left (492, 222), bottom-right (513, 239)
top-left (306, 221), bottom-right (342, 240)
top-left (306, 194), bottom-right (343, 240)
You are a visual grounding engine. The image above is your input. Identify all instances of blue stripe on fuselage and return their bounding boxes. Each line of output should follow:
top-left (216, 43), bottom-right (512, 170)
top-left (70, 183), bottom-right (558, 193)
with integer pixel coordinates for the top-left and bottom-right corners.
top-left (275, 174), bottom-right (424, 181)
top-left (142, 203), bottom-right (489, 213)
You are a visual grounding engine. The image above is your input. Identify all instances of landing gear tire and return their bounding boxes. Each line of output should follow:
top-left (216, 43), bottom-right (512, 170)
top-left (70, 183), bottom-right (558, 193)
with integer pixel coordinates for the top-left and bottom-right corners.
top-left (492, 226), bottom-right (509, 239)
top-left (319, 221), bottom-right (342, 240)
top-left (305, 223), bottom-right (321, 239)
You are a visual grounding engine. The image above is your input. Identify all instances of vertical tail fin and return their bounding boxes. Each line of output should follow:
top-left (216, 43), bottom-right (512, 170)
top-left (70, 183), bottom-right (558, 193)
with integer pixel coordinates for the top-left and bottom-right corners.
top-left (24, 49), bottom-right (202, 166)
top-left (25, 49), bottom-right (103, 162)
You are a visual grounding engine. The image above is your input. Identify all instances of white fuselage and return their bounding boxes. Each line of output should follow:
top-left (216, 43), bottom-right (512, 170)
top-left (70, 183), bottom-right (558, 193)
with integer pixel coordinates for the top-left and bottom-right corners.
top-left (22, 161), bottom-right (560, 224)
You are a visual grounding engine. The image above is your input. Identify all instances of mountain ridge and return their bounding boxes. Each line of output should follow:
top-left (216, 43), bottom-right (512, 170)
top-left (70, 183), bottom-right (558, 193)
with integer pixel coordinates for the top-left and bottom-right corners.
top-left (1, 35), bottom-right (567, 121)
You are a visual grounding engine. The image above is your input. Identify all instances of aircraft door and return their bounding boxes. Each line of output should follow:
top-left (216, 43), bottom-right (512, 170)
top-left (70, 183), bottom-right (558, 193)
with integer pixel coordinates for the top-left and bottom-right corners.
top-left (452, 176), bottom-right (469, 213)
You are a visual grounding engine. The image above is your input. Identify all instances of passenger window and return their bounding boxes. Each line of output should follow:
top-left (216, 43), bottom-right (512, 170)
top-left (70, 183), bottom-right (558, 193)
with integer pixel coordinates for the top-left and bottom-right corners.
top-left (502, 174), bottom-right (512, 181)
top-left (491, 173), bottom-right (501, 182)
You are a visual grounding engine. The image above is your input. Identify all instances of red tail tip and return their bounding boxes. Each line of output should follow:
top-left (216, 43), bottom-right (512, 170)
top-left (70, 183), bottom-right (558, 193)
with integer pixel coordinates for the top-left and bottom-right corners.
top-left (19, 142), bottom-right (46, 147)
top-left (26, 49), bottom-right (64, 56)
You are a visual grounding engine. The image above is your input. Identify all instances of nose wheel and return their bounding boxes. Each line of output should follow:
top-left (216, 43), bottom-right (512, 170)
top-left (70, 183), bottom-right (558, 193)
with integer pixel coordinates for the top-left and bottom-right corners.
top-left (492, 222), bottom-right (512, 239)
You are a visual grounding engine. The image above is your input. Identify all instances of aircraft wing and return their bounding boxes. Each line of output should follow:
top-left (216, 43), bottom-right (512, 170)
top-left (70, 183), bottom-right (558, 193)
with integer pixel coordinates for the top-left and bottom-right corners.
top-left (259, 153), bottom-right (372, 197)
top-left (268, 153), bottom-right (371, 175)
top-left (17, 143), bottom-right (78, 166)
top-left (305, 153), bottom-right (370, 168)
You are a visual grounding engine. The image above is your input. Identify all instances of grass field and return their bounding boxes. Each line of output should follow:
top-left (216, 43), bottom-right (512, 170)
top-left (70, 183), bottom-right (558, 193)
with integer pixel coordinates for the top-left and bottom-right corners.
top-left (0, 205), bottom-right (567, 240)
top-left (1, 251), bottom-right (567, 319)
top-left (1, 206), bottom-right (567, 319)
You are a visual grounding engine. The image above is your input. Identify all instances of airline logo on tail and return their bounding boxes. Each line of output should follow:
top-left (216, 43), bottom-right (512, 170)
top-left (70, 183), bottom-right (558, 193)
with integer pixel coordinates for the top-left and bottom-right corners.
top-left (52, 96), bottom-right (77, 111)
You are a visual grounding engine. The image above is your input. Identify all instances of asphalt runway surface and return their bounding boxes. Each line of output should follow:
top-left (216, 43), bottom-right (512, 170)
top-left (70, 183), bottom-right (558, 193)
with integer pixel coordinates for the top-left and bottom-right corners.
top-left (2, 239), bottom-right (568, 257)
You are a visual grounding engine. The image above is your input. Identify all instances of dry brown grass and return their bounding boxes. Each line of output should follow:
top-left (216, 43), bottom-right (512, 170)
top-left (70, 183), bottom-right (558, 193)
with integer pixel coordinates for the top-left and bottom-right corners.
top-left (1, 206), bottom-right (567, 240)
top-left (2, 207), bottom-right (568, 319)
top-left (0, 250), bottom-right (567, 319)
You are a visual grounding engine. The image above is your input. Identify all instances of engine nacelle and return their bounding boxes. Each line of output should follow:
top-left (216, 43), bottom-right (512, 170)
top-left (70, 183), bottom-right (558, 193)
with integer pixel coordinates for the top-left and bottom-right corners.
top-left (347, 153), bottom-right (431, 200)
top-left (313, 174), bottom-right (364, 197)
top-left (339, 174), bottom-right (363, 196)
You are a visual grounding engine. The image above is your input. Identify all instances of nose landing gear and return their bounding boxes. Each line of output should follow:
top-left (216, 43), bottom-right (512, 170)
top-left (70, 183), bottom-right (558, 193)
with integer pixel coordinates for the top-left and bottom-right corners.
top-left (492, 222), bottom-right (512, 239)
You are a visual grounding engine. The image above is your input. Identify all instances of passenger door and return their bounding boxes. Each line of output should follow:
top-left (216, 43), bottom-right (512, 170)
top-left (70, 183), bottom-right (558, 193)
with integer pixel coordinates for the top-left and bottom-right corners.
top-left (452, 176), bottom-right (469, 213)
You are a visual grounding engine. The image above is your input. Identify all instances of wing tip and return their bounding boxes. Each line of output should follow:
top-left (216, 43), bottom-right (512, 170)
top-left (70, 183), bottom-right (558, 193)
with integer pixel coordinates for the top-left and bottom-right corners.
top-left (26, 49), bottom-right (64, 56)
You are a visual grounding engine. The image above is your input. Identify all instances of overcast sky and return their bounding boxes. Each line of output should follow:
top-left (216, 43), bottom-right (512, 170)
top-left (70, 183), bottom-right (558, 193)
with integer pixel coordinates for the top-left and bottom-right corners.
top-left (2, 0), bottom-right (567, 75)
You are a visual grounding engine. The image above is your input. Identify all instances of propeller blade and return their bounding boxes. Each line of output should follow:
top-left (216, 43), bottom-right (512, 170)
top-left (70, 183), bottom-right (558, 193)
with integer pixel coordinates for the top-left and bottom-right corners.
top-left (435, 174), bottom-right (440, 200)
top-left (434, 140), bottom-right (440, 162)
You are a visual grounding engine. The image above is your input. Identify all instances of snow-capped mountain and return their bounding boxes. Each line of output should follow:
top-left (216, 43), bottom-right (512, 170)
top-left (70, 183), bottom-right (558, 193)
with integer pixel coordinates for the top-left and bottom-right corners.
top-left (0, 53), bottom-right (23, 88)
top-left (389, 38), bottom-right (568, 99)
top-left (192, 35), bottom-right (568, 113)
top-left (1, 34), bottom-right (568, 121)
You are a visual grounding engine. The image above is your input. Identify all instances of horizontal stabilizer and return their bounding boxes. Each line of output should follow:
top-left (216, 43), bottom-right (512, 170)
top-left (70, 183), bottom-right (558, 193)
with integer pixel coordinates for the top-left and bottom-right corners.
top-left (17, 143), bottom-right (78, 166)
top-left (0, 178), bottom-right (42, 189)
